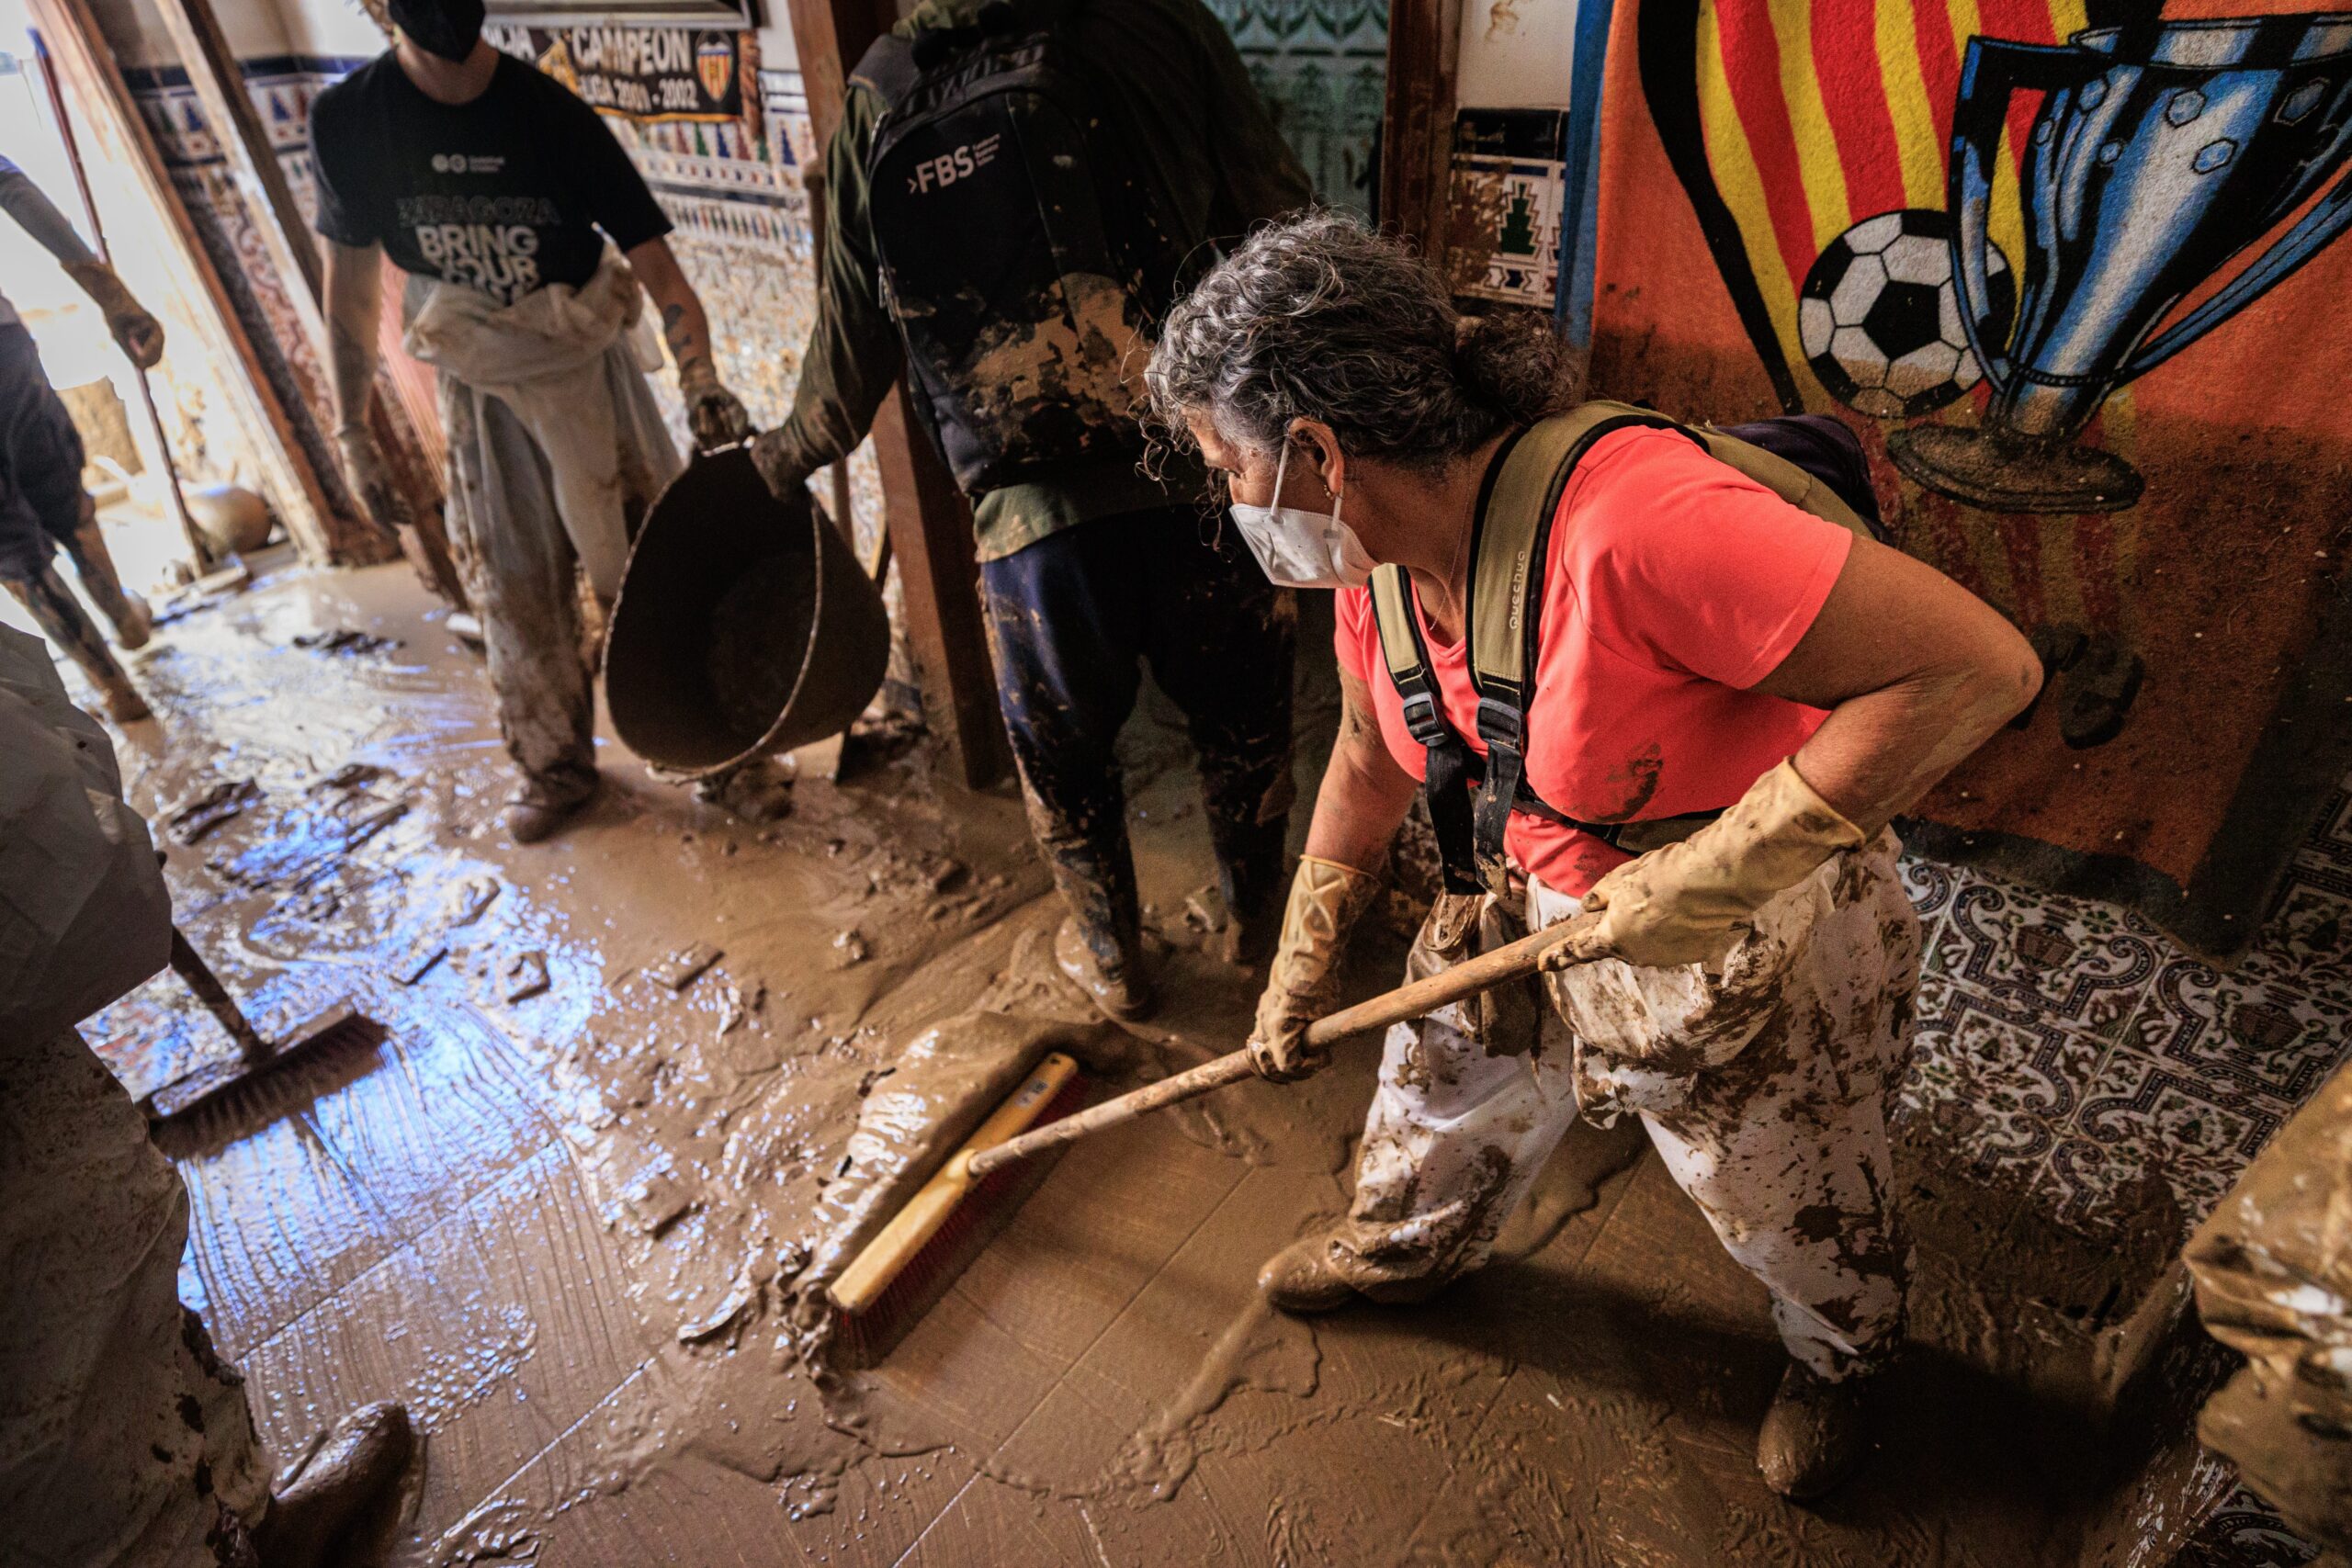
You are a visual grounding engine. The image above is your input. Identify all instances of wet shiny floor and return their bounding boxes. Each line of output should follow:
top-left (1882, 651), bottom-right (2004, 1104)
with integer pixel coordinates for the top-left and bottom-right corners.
top-left (64, 562), bottom-right (2168, 1566)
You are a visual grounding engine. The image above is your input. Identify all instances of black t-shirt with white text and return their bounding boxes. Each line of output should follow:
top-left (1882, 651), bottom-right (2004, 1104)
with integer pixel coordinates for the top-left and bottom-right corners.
top-left (309, 52), bottom-right (672, 304)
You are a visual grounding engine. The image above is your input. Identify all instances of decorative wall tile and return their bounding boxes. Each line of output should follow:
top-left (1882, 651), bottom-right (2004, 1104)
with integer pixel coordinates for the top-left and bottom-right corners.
top-left (1444, 108), bottom-right (1566, 310)
top-left (1205, 0), bottom-right (1385, 209)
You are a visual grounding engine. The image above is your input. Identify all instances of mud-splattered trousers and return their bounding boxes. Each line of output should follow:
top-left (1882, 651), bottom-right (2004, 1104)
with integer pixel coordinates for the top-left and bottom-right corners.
top-left (0, 325), bottom-right (145, 707)
top-left (0, 1027), bottom-right (268, 1566)
top-left (436, 343), bottom-right (674, 808)
top-left (1330, 832), bottom-right (1922, 1379)
top-left (979, 507), bottom-right (1296, 958)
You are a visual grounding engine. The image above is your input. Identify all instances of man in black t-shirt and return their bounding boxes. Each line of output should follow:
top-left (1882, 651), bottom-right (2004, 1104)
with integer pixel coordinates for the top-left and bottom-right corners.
top-left (311, 0), bottom-right (755, 843)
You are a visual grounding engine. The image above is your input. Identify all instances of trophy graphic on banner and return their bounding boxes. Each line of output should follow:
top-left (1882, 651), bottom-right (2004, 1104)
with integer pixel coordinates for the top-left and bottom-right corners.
top-left (1888, 15), bottom-right (2352, 513)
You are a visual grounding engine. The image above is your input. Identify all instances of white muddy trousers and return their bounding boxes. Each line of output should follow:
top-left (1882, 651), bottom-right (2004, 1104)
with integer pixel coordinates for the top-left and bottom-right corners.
top-left (1331, 831), bottom-right (1922, 1378)
top-left (0, 624), bottom-right (266, 1565)
top-left (0, 1027), bottom-right (267, 1568)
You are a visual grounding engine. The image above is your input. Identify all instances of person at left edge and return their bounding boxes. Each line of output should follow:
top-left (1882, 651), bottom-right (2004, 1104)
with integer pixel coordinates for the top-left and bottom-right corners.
top-left (0, 154), bottom-right (161, 724)
top-left (309, 0), bottom-right (762, 844)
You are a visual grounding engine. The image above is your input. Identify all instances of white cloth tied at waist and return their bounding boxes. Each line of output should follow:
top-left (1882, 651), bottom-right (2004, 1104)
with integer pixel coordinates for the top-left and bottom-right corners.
top-left (401, 248), bottom-right (667, 598)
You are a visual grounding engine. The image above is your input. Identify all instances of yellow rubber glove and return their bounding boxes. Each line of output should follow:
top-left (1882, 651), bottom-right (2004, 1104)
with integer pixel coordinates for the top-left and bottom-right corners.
top-left (62, 259), bottom-right (163, 369)
top-left (1247, 855), bottom-right (1384, 1083)
top-left (1568, 758), bottom-right (1865, 969)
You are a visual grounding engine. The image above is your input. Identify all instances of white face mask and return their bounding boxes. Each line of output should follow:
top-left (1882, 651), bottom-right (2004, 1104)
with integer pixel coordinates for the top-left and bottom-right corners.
top-left (1227, 442), bottom-right (1376, 591)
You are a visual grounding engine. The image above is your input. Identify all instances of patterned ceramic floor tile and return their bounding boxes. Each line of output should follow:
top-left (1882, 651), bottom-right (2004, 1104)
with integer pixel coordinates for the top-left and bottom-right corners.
top-left (2036, 1134), bottom-right (2161, 1235)
top-left (1899, 852), bottom-right (1959, 921)
top-left (1924, 869), bottom-right (2163, 1039)
top-left (2074, 1046), bottom-right (2283, 1228)
top-left (2240, 851), bottom-right (2352, 997)
top-left (1896, 974), bottom-right (2105, 1182)
top-left (2177, 1483), bottom-right (2322, 1567)
top-left (2129, 956), bottom-right (2352, 1110)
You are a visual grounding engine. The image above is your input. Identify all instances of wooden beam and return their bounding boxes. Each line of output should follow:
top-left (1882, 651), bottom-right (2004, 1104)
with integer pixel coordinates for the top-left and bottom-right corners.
top-left (872, 389), bottom-right (1006, 786)
top-left (782, 0), bottom-right (1010, 788)
top-left (1380, 0), bottom-right (1464, 252)
top-left (27, 0), bottom-right (348, 564)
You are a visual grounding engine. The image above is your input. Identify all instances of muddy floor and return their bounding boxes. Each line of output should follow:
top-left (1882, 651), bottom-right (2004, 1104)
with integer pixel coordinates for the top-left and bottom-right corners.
top-left (45, 558), bottom-right (2193, 1566)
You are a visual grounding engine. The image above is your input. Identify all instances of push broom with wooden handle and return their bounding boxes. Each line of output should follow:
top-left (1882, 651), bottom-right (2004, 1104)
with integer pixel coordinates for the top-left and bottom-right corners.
top-left (820, 916), bottom-right (1593, 1364)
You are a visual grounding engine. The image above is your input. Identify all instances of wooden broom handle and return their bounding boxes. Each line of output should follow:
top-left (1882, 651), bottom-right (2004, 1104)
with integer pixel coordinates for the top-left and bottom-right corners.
top-left (964, 917), bottom-right (1588, 1179)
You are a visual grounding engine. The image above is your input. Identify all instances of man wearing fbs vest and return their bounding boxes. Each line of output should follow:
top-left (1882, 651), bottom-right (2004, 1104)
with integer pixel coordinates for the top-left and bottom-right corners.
top-left (748, 0), bottom-right (1313, 1021)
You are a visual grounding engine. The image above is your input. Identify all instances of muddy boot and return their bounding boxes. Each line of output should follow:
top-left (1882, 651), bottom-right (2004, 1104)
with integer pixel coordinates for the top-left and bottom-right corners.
top-left (1756, 1360), bottom-right (1874, 1500)
top-left (1257, 1236), bottom-right (1358, 1314)
top-left (1055, 914), bottom-right (1155, 1022)
top-left (249, 1402), bottom-right (413, 1568)
top-left (7, 563), bottom-right (149, 720)
top-left (503, 770), bottom-right (600, 844)
top-left (63, 506), bottom-right (152, 649)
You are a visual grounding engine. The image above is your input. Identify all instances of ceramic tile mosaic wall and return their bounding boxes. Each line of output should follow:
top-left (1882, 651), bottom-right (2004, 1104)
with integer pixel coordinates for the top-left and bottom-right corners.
top-left (1204, 0), bottom-right (1385, 209)
top-left (118, 57), bottom-right (360, 518)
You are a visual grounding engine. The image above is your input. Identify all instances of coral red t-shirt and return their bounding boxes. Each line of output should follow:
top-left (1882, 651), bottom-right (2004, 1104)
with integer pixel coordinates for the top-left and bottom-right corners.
top-left (1334, 426), bottom-right (1852, 897)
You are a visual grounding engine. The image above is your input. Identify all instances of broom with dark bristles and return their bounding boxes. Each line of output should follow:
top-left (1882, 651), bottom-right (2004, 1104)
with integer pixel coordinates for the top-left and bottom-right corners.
top-left (820, 916), bottom-right (1595, 1365)
top-left (140, 927), bottom-right (384, 1125)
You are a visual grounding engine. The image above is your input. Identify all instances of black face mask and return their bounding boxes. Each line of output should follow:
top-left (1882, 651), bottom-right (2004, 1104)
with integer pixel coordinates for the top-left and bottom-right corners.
top-left (389, 0), bottom-right (485, 61)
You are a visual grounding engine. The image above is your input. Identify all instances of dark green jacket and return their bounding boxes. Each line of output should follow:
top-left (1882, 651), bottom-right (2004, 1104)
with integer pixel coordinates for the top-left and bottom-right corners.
top-left (766, 0), bottom-right (1312, 561)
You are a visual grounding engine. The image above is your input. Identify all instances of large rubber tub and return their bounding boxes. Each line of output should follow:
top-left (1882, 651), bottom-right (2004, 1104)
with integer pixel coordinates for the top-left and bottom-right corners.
top-left (605, 448), bottom-right (888, 778)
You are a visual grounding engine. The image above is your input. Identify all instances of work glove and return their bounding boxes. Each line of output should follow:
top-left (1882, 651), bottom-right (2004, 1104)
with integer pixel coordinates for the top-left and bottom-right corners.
top-left (747, 425), bottom-right (814, 503)
top-left (681, 366), bottom-right (753, 452)
top-left (1247, 855), bottom-right (1384, 1083)
top-left (1566, 758), bottom-right (1865, 971)
top-left (334, 423), bottom-right (407, 529)
top-left (62, 259), bottom-right (163, 368)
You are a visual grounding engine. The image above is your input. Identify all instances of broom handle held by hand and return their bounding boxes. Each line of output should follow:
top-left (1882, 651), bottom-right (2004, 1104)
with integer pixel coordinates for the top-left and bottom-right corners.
top-left (964, 915), bottom-right (1594, 1179)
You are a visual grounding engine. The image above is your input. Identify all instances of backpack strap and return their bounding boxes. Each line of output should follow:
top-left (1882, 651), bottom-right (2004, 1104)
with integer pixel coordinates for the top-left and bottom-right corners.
top-left (1463, 402), bottom-right (1694, 893)
top-left (1370, 564), bottom-right (1483, 896)
top-left (850, 31), bottom-right (922, 109)
top-left (1688, 423), bottom-right (1880, 545)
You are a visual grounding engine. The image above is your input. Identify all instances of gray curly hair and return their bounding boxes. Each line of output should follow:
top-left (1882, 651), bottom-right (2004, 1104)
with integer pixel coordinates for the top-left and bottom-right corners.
top-left (1146, 211), bottom-right (1577, 470)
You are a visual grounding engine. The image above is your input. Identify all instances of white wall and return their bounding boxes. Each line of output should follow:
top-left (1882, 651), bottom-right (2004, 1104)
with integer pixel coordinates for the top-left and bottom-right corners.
top-left (273, 0), bottom-right (386, 62)
top-left (1455, 0), bottom-right (1575, 110)
top-left (83, 0), bottom-right (293, 69)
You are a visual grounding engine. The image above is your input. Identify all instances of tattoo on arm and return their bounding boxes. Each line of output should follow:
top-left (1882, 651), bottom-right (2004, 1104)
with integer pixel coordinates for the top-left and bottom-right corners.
top-left (322, 242), bottom-right (383, 431)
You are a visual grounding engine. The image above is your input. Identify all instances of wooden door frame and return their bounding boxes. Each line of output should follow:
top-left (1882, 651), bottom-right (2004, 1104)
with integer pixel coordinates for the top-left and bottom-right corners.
top-left (1380, 0), bottom-right (1465, 254)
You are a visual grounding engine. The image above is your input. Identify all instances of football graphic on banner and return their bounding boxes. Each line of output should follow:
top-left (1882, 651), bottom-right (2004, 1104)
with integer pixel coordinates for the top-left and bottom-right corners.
top-left (1797, 210), bottom-right (2013, 422)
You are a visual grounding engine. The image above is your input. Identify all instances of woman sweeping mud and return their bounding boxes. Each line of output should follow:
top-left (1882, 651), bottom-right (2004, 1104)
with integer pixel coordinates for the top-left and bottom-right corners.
top-left (1146, 213), bottom-right (2041, 1499)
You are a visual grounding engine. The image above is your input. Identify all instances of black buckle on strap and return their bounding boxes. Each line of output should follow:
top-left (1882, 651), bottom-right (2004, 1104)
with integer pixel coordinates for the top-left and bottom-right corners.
top-left (1399, 689), bottom-right (1452, 747)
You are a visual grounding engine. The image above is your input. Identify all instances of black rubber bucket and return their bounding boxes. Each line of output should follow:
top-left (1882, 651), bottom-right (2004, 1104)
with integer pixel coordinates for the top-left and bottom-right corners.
top-left (605, 448), bottom-right (889, 778)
